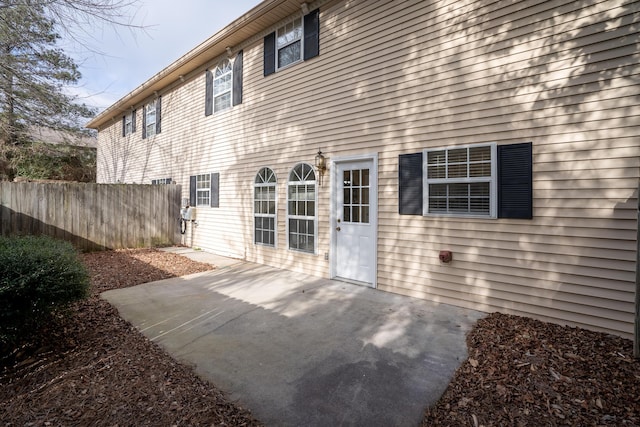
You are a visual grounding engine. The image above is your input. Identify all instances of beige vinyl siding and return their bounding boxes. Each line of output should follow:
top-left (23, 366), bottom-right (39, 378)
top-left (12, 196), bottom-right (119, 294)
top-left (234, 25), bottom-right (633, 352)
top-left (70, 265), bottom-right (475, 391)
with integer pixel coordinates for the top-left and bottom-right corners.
top-left (96, 0), bottom-right (639, 338)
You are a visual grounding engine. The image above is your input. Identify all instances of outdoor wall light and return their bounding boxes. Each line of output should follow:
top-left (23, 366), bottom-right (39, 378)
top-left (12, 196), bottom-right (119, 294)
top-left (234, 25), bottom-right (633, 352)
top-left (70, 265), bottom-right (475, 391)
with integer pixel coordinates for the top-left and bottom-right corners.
top-left (315, 149), bottom-right (327, 186)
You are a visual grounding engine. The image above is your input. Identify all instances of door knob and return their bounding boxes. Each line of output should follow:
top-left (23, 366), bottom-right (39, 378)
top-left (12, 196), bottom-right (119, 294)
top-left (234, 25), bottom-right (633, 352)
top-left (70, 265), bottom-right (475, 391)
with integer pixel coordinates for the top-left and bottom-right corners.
top-left (336, 226), bottom-right (341, 231)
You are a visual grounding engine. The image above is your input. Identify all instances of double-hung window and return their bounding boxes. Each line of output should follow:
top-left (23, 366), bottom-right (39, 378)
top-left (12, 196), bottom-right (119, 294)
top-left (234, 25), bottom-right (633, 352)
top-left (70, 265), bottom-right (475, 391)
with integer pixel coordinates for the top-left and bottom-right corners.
top-left (277, 18), bottom-right (303, 69)
top-left (214, 59), bottom-right (232, 112)
top-left (196, 174), bottom-right (211, 206)
top-left (287, 163), bottom-right (316, 253)
top-left (143, 97), bottom-right (161, 138)
top-left (399, 142), bottom-right (532, 219)
top-left (425, 144), bottom-right (496, 217)
top-left (122, 110), bottom-right (135, 136)
top-left (263, 9), bottom-right (319, 76)
top-left (254, 167), bottom-right (277, 247)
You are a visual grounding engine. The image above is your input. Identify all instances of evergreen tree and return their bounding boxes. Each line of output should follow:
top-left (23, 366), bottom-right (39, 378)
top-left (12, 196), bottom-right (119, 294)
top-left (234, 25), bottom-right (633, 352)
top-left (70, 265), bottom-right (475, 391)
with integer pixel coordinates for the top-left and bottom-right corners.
top-left (0, 1), bottom-right (98, 145)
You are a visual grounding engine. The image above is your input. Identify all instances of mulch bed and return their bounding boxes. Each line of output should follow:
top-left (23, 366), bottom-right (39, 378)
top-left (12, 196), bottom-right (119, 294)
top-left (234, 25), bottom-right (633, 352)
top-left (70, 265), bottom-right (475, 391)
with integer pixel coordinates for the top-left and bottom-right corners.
top-left (1, 247), bottom-right (639, 426)
top-left (423, 313), bottom-right (640, 426)
top-left (0, 248), bottom-right (263, 426)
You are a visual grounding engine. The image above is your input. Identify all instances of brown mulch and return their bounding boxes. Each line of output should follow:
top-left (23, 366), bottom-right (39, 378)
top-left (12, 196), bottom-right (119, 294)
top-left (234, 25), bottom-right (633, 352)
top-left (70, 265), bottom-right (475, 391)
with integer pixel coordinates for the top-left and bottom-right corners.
top-left (1, 248), bottom-right (639, 426)
top-left (0, 248), bottom-right (263, 427)
top-left (423, 313), bottom-right (640, 426)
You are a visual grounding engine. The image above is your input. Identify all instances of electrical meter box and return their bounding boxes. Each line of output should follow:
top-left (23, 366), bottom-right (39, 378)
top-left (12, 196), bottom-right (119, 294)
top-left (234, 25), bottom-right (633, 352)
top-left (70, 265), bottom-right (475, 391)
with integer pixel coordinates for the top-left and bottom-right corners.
top-left (184, 206), bottom-right (196, 221)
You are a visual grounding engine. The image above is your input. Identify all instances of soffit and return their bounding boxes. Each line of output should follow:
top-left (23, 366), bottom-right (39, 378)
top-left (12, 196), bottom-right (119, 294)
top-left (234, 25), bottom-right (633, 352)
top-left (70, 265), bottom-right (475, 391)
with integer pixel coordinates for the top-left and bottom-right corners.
top-left (87, 0), bottom-right (309, 129)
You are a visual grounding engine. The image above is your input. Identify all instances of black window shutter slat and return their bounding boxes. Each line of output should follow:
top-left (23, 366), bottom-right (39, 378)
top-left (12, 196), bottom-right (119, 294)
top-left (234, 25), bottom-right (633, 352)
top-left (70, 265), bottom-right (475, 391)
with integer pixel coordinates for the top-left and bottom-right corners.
top-left (232, 50), bottom-right (243, 106)
top-left (189, 176), bottom-right (196, 206)
top-left (122, 116), bottom-right (126, 137)
top-left (205, 70), bottom-right (213, 116)
top-left (131, 109), bottom-right (136, 132)
top-left (210, 173), bottom-right (219, 208)
top-left (155, 96), bottom-right (162, 134)
top-left (399, 153), bottom-right (423, 215)
top-left (303, 9), bottom-right (320, 61)
top-left (498, 142), bottom-right (533, 219)
top-left (263, 32), bottom-right (276, 76)
top-left (141, 106), bottom-right (147, 139)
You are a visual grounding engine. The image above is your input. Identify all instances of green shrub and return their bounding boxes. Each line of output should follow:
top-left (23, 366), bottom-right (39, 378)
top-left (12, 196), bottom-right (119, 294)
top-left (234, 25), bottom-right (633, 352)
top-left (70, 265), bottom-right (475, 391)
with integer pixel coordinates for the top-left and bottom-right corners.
top-left (0, 235), bottom-right (90, 347)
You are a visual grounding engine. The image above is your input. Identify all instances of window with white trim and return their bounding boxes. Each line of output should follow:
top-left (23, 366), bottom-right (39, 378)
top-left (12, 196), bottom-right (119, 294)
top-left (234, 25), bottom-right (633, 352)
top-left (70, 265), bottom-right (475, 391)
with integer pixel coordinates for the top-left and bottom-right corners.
top-left (151, 177), bottom-right (172, 185)
top-left (254, 167), bottom-right (277, 247)
top-left (122, 110), bottom-right (137, 137)
top-left (424, 144), bottom-right (496, 217)
top-left (214, 59), bottom-right (232, 112)
top-left (277, 17), bottom-right (303, 69)
top-left (145, 100), bottom-right (157, 137)
top-left (287, 163), bottom-right (316, 253)
top-left (196, 174), bottom-right (211, 206)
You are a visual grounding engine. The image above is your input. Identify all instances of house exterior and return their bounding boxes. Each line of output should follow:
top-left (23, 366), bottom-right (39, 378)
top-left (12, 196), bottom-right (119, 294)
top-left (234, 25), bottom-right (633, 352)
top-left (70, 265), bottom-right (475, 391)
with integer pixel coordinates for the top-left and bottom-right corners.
top-left (87, 0), bottom-right (640, 339)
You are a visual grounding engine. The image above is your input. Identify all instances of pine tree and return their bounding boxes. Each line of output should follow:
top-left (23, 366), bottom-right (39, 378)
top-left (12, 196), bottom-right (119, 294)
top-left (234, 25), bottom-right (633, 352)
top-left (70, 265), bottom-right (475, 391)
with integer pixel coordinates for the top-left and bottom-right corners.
top-left (0, 1), bottom-right (95, 145)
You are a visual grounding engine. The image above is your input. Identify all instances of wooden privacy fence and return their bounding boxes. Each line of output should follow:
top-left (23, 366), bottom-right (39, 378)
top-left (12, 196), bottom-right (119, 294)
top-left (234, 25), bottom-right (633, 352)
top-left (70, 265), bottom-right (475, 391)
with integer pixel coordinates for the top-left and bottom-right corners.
top-left (0, 182), bottom-right (182, 251)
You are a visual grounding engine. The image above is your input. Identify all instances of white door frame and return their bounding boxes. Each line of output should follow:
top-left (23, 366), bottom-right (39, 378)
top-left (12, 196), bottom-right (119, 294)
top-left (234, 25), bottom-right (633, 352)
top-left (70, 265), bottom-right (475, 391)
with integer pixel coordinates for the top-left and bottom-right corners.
top-left (329, 153), bottom-right (378, 288)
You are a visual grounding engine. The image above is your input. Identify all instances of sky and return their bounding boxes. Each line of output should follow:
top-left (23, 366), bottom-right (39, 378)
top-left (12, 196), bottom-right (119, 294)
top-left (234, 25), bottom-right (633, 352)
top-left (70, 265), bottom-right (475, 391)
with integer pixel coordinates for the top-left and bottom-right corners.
top-left (66, 0), bottom-right (262, 113)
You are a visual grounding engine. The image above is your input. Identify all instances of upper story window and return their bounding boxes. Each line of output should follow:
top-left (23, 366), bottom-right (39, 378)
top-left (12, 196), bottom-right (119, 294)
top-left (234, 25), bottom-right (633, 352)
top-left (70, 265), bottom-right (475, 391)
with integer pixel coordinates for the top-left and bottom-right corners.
top-left (263, 9), bottom-right (319, 76)
top-left (425, 144), bottom-right (496, 217)
top-left (254, 167), bottom-right (277, 247)
top-left (205, 51), bottom-right (243, 116)
top-left (214, 59), bottom-right (232, 112)
top-left (287, 163), bottom-right (316, 254)
top-left (142, 97), bottom-right (161, 139)
top-left (122, 110), bottom-right (135, 137)
top-left (277, 18), bottom-right (303, 69)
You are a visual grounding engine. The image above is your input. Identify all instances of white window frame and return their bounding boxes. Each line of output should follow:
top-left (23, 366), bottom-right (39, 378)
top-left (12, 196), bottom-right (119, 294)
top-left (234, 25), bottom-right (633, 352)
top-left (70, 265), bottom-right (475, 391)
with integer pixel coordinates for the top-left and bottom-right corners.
top-left (195, 173), bottom-right (211, 207)
top-left (423, 143), bottom-right (497, 218)
top-left (151, 177), bottom-right (172, 185)
top-left (254, 167), bottom-right (277, 247)
top-left (214, 59), bottom-right (232, 112)
top-left (276, 17), bottom-right (303, 70)
top-left (287, 162), bottom-right (317, 254)
top-left (145, 100), bottom-right (157, 137)
top-left (124, 111), bottom-right (133, 136)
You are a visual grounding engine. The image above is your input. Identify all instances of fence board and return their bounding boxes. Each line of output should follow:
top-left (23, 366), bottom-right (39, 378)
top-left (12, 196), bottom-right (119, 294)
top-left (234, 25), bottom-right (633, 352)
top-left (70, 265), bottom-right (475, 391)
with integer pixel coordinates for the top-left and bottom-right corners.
top-left (0, 182), bottom-right (182, 251)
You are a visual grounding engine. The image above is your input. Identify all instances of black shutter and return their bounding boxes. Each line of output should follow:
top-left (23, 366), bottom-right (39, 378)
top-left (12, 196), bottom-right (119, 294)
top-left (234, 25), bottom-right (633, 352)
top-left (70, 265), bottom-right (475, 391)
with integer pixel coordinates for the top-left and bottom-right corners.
top-left (210, 172), bottom-right (219, 208)
top-left (189, 175), bottom-right (196, 206)
top-left (232, 50), bottom-right (243, 106)
top-left (264, 32), bottom-right (276, 76)
top-left (205, 70), bottom-right (213, 116)
top-left (131, 109), bottom-right (136, 132)
top-left (399, 153), bottom-right (423, 215)
top-left (155, 96), bottom-right (162, 134)
top-left (141, 106), bottom-right (147, 139)
top-left (303, 8), bottom-right (320, 60)
top-left (122, 116), bottom-right (126, 137)
top-left (498, 142), bottom-right (533, 219)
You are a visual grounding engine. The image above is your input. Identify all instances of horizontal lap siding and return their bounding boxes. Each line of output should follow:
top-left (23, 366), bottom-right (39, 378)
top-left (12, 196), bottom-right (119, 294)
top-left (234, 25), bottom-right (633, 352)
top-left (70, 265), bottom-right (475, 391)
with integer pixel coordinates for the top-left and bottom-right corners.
top-left (371, 0), bottom-right (639, 337)
top-left (96, 0), bottom-right (639, 337)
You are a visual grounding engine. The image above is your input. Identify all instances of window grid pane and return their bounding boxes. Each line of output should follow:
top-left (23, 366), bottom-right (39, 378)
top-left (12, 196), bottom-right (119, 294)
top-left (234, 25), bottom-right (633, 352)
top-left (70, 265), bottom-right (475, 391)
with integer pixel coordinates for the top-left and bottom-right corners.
top-left (254, 168), bottom-right (276, 247)
top-left (426, 145), bottom-right (493, 216)
top-left (195, 174), bottom-right (210, 206)
top-left (288, 163), bottom-right (316, 253)
top-left (343, 168), bottom-right (370, 224)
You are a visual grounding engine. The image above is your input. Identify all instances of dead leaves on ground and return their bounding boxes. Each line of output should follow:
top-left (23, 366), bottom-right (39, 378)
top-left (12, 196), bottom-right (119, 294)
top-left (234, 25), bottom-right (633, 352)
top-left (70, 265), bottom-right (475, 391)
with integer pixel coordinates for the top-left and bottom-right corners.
top-left (423, 312), bottom-right (640, 426)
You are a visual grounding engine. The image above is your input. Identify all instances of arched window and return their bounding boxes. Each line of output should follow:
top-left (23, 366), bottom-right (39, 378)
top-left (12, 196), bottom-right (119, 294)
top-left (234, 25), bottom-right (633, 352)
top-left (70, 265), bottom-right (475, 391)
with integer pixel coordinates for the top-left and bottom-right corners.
top-left (254, 167), bottom-right (277, 246)
top-left (214, 59), bottom-right (232, 112)
top-left (287, 163), bottom-right (316, 253)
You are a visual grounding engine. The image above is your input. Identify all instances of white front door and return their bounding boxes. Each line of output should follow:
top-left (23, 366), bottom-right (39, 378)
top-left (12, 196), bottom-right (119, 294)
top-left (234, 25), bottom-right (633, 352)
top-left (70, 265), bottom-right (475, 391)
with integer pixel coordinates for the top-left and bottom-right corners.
top-left (332, 157), bottom-right (377, 287)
